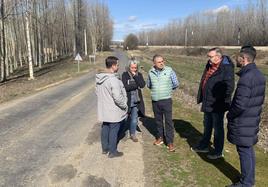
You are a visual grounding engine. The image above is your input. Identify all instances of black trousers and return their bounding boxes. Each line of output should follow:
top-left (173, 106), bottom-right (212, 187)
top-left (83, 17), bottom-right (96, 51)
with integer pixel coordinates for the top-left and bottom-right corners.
top-left (152, 98), bottom-right (174, 144)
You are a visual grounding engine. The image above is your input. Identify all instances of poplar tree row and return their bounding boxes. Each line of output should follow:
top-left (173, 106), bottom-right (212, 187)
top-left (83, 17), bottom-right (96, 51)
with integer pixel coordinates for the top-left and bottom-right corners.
top-left (0, 0), bottom-right (113, 82)
top-left (138, 0), bottom-right (268, 47)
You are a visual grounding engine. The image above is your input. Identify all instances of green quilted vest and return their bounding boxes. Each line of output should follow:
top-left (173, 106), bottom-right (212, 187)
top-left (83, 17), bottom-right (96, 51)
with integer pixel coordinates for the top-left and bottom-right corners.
top-left (149, 66), bottom-right (173, 101)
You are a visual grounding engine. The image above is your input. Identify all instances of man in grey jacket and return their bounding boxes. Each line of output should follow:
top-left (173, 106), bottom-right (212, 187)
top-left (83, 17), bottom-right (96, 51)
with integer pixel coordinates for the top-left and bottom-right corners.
top-left (96, 56), bottom-right (128, 158)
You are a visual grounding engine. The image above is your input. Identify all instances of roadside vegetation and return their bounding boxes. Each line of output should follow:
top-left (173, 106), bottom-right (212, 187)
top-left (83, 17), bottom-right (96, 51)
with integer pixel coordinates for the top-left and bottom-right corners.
top-left (0, 52), bottom-right (112, 103)
top-left (130, 47), bottom-right (268, 187)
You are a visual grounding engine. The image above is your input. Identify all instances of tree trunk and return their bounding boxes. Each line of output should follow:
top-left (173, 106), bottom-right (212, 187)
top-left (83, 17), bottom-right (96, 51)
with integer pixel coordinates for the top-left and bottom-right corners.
top-left (0, 0), bottom-right (6, 82)
top-left (25, 7), bottom-right (34, 80)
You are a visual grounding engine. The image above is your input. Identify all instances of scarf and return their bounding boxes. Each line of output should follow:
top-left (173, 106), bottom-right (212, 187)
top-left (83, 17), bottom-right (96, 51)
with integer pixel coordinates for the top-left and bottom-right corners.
top-left (128, 71), bottom-right (140, 104)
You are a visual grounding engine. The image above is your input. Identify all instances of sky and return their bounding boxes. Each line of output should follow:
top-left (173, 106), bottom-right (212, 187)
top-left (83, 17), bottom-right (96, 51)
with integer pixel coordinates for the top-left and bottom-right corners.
top-left (106, 0), bottom-right (249, 41)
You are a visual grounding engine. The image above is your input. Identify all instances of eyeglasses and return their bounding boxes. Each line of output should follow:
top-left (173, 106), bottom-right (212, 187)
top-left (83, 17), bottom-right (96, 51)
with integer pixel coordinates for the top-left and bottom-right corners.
top-left (207, 55), bottom-right (217, 59)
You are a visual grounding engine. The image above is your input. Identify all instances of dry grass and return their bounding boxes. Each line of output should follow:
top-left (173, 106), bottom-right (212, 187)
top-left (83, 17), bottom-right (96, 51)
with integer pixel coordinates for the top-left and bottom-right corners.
top-left (0, 52), bottom-right (112, 104)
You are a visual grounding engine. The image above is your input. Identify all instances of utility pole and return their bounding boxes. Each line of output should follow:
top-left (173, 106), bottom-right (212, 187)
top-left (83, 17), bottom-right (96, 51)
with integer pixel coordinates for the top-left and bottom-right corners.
top-left (184, 28), bottom-right (188, 47)
top-left (191, 30), bottom-right (194, 46)
top-left (238, 27), bottom-right (241, 46)
top-left (84, 29), bottom-right (87, 56)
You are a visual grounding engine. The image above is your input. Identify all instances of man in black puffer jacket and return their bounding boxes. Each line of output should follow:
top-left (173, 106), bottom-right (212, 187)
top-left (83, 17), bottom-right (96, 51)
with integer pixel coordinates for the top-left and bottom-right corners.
top-left (226, 46), bottom-right (266, 187)
top-left (192, 47), bottom-right (235, 160)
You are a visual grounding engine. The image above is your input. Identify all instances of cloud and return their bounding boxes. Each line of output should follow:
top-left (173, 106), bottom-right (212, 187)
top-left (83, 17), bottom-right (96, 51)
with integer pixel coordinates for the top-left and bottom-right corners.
top-left (113, 20), bottom-right (164, 40)
top-left (204, 5), bottom-right (230, 15)
top-left (141, 23), bottom-right (158, 29)
top-left (128, 16), bottom-right (137, 22)
top-left (114, 21), bottom-right (158, 32)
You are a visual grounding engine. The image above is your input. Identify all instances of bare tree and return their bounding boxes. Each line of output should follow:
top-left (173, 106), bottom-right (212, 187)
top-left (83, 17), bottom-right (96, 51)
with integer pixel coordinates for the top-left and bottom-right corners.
top-left (138, 0), bottom-right (268, 46)
top-left (25, 0), bottom-right (34, 80)
top-left (0, 0), bottom-right (6, 82)
top-left (0, 0), bottom-right (113, 82)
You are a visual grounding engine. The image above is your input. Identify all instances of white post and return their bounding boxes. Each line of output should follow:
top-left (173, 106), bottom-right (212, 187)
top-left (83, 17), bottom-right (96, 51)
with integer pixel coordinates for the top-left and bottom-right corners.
top-left (84, 29), bottom-right (87, 56)
top-left (77, 60), bottom-right (80, 73)
top-left (238, 27), bottom-right (241, 45)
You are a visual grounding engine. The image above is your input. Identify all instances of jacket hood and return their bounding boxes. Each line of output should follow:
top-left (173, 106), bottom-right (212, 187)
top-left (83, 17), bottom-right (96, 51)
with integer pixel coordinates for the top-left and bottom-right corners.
top-left (96, 72), bottom-right (114, 85)
top-left (221, 55), bottom-right (233, 66)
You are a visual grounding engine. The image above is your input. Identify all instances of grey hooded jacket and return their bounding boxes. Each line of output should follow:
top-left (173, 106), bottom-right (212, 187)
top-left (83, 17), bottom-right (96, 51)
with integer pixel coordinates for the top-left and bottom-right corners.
top-left (96, 72), bottom-right (128, 122)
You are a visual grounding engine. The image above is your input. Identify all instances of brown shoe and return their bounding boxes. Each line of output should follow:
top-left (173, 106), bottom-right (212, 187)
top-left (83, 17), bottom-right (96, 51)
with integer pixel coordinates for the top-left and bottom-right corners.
top-left (153, 138), bottom-right (163, 145)
top-left (130, 135), bottom-right (138, 142)
top-left (168, 144), bottom-right (175, 152)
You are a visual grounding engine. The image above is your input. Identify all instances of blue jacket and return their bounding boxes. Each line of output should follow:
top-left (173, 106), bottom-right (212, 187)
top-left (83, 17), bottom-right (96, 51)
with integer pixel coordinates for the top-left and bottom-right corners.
top-left (197, 56), bottom-right (235, 112)
top-left (227, 63), bottom-right (266, 146)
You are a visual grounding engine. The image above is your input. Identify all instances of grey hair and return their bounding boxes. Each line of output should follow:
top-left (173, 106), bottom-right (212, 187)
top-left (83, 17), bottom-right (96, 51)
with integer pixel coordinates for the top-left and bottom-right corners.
top-left (208, 47), bottom-right (223, 57)
top-left (129, 60), bottom-right (139, 66)
top-left (126, 60), bottom-right (139, 71)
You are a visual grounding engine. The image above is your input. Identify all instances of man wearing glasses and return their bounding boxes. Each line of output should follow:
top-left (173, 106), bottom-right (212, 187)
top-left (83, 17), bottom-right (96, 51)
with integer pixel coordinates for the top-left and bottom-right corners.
top-left (192, 47), bottom-right (234, 159)
top-left (147, 54), bottom-right (179, 152)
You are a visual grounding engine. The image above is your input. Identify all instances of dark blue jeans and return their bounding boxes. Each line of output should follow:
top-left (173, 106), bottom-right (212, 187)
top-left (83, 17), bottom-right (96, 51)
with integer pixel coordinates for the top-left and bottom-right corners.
top-left (199, 112), bottom-right (224, 155)
top-left (237, 145), bottom-right (255, 187)
top-left (152, 98), bottom-right (174, 144)
top-left (101, 121), bottom-right (121, 154)
top-left (129, 106), bottom-right (138, 136)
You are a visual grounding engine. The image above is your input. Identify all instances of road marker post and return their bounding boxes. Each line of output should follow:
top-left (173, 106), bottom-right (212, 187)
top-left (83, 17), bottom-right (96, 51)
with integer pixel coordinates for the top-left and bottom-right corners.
top-left (75, 53), bottom-right (83, 73)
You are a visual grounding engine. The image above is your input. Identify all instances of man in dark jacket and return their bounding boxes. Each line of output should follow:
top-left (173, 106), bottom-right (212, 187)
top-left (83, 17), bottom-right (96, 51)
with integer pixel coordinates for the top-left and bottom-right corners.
top-left (192, 47), bottom-right (235, 159)
top-left (226, 46), bottom-right (266, 187)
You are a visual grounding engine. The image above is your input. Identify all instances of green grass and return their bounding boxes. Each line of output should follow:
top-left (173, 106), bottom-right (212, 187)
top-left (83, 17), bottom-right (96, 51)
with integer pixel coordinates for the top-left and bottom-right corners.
top-left (134, 49), bottom-right (268, 187)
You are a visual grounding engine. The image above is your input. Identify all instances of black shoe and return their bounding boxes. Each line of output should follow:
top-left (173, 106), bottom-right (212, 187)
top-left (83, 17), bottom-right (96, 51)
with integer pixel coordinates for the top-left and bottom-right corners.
top-left (108, 151), bottom-right (123, 158)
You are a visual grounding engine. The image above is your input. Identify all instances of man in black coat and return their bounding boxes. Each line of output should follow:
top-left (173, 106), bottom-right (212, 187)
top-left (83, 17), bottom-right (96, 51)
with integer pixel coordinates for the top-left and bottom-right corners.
top-left (192, 47), bottom-right (235, 160)
top-left (226, 46), bottom-right (266, 187)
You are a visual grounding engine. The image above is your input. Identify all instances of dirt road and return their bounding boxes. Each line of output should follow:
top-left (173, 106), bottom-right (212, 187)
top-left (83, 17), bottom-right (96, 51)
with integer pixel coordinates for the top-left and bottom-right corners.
top-left (0, 50), bottom-right (146, 187)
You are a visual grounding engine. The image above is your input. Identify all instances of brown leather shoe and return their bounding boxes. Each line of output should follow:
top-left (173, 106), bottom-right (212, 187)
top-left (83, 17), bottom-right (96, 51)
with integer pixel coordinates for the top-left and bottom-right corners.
top-left (130, 135), bottom-right (138, 142)
top-left (168, 144), bottom-right (175, 152)
top-left (153, 138), bottom-right (163, 145)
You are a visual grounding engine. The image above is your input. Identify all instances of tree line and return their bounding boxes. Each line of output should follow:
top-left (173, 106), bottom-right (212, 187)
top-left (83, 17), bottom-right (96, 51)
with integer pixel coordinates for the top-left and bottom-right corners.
top-left (0, 0), bottom-right (113, 82)
top-left (138, 0), bottom-right (268, 47)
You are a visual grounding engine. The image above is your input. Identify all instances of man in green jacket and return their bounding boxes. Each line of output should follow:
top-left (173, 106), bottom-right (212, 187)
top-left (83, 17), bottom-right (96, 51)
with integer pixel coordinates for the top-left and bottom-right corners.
top-left (147, 54), bottom-right (179, 152)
